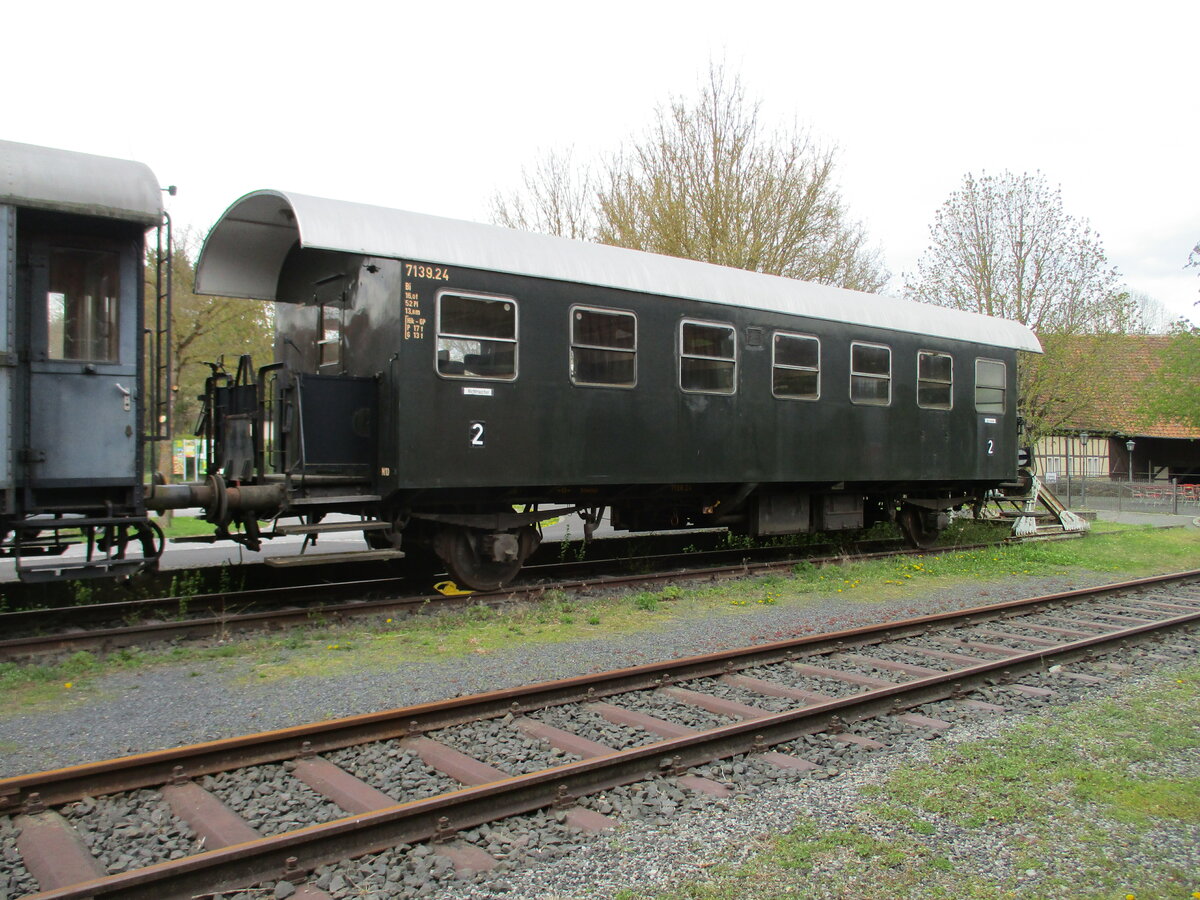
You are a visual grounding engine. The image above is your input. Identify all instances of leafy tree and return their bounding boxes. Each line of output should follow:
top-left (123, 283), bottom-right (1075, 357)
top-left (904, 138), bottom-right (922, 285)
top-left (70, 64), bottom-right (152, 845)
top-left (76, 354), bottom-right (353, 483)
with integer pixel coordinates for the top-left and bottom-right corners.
top-left (145, 229), bottom-right (273, 442)
top-left (1140, 325), bottom-right (1200, 429)
top-left (492, 65), bottom-right (888, 292)
top-left (1140, 244), bottom-right (1200, 428)
top-left (905, 171), bottom-right (1137, 439)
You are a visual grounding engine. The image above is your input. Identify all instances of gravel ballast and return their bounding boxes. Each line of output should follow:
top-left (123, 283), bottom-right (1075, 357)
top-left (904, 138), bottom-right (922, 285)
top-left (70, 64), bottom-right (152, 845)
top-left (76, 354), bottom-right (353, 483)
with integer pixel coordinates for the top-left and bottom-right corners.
top-left (0, 572), bottom-right (1129, 778)
top-left (1, 568), bottom-right (1197, 899)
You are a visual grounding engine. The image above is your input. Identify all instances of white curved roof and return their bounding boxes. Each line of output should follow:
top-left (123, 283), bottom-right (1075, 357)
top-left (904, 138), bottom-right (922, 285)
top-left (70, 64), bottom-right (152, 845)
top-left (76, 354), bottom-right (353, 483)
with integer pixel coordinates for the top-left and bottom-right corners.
top-left (197, 189), bottom-right (1042, 353)
top-left (0, 139), bottom-right (163, 226)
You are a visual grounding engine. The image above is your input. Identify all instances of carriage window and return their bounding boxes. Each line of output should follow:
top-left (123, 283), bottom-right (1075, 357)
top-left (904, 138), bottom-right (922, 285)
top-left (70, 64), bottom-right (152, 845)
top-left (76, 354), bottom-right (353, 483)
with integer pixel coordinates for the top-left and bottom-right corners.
top-left (680, 320), bottom-right (736, 394)
top-left (47, 248), bottom-right (120, 362)
top-left (975, 358), bottom-right (1006, 413)
top-left (772, 332), bottom-right (820, 400)
top-left (850, 342), bottom-right (891, 405)
top-left (917, 351), bottom-right (953, 409)
top-left (570, 306), bottom-right (636, 387)
top-left (436, 291), bottom-right (517, 380)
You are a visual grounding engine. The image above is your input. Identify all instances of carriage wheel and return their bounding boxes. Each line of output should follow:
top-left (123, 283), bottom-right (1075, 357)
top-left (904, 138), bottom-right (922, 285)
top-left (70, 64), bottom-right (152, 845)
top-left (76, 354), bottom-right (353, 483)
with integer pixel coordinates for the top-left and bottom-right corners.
top-left (898, 504), bottom-right (941, 550)
top-left (432, 525), bottom-right (528, 592)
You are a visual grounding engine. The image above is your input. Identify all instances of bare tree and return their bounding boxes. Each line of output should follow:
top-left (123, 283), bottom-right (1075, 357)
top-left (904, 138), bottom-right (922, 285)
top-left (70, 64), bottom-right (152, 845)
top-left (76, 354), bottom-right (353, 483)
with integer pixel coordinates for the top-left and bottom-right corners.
top-left (489, 147), bottom-right (596, 241)
top-left (491, 65), bottom-right (888, 292)
top-left (1128, 290), bottom-right (1178, 334)
top-left (1190, 240), bottom-right (1200, 301)
top-left (905, 171), bottom-right (1136, 439)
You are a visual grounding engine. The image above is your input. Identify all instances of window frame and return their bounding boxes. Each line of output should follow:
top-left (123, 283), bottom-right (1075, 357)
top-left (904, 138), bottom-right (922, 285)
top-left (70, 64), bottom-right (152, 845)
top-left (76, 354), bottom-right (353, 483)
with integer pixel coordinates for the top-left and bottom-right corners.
top-left (771, 330), bottom-right (821, 401)
top-left (916, 349), bottom-right (953, 410)
top-left (568, 304), bottom-right (638, 389)
top-left (434, 289), bottom-right (519, 382)
top-left (678, 318), bottom-right (738, 396)
top-left (974, 357), bottom-right (1007, 414)
top-left (849, 340), bottom-right (892, 406)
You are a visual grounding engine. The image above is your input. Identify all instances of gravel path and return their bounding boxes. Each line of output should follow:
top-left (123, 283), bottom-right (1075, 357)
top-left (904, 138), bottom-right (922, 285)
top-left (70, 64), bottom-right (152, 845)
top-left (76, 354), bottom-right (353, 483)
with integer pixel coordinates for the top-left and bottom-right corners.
top-left (1, 568), bottom-right (1196, 900)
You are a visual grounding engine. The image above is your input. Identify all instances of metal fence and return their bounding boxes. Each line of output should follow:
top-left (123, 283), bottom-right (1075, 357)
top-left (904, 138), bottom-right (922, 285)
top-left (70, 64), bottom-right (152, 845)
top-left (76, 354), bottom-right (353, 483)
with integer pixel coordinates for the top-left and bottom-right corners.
top-left (1048, 477), bottom-right (1200, 516)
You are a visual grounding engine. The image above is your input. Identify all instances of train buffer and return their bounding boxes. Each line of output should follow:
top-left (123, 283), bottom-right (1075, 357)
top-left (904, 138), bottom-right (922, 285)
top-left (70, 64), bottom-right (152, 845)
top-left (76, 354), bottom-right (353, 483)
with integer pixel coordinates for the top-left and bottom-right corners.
top-left (985, 476), bottom-right (1091, 539)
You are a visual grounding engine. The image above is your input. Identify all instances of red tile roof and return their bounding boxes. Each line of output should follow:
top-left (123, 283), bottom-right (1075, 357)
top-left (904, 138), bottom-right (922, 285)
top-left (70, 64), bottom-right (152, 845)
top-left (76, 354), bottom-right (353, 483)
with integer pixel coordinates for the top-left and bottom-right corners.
top-left (1056, 335), bottom-right (1200, 439)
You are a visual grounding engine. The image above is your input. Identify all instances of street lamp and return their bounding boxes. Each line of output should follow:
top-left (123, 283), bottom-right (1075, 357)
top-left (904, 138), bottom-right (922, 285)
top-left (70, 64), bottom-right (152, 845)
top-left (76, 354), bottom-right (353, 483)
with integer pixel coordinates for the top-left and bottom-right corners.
top-left (1125, 439), bottom-right (1136, 486)
top-left (1079, 432), bottom-right (1089, 507)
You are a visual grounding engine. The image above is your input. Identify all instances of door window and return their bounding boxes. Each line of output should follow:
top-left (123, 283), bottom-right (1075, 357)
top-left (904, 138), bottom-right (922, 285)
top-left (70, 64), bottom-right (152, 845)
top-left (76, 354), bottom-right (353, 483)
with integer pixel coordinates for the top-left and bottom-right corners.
top-left (975, 358), bottom-right (1007, 413)
top-left (47, 248), bottom-right (120, 361)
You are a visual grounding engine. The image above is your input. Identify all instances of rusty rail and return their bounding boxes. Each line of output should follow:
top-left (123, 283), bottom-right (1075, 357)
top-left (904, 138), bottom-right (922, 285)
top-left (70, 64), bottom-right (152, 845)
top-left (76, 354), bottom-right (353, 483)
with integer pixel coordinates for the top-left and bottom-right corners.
top-left (0, 539), bottom-right (1012, 662)
top-left (6, 569), bottom-right (1198, 899)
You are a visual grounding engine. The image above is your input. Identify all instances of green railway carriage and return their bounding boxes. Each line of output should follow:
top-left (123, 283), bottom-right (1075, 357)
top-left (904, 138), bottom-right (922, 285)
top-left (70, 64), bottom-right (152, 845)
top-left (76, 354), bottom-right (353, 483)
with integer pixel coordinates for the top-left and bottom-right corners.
top-left (188, 190), bottom-right (1040, 589)
top-left (0, 140), bottom-right (1043, 589)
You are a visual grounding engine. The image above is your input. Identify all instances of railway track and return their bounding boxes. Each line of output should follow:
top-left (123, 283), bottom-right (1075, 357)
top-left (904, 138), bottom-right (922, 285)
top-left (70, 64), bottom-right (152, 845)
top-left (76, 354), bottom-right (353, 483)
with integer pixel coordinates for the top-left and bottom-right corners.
top-left (0, 536), bottom-right (1008, 662)
top-left (1, 570), bottom-right (1196, 899)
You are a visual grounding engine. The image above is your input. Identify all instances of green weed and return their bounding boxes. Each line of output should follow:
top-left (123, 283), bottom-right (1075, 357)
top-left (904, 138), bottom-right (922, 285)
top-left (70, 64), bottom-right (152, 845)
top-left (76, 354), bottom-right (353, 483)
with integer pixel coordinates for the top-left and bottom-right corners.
top-left (632, 592), bottom-right (659, 612)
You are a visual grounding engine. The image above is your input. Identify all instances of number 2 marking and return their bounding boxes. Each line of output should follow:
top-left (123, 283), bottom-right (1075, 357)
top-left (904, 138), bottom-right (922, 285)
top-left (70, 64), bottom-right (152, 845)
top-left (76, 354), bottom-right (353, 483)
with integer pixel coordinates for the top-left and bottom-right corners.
top-left (986, 439), bottom-right (995, 456)
top-left (470, 421), bottom-right (485, 447)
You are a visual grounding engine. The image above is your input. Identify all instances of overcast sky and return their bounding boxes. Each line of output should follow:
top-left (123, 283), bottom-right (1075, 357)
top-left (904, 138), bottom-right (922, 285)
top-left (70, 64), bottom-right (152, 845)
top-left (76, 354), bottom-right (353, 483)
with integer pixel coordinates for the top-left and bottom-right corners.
top-left (9, 1), bottom-right (1198, 322)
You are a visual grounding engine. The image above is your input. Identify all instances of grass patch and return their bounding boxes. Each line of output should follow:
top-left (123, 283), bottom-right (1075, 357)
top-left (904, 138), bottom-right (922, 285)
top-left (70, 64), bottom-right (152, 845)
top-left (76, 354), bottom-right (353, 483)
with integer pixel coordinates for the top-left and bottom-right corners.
top-left (869, 667), bottom-right (1200, 833)
top-left (152, 514), bottom-right (218, 540)
top-left (3, 526), bottom-right (1196, 709)
top-left (622, 663), bottom-right (1200, 900)
top-left (1, 642), bottom-right (244, 716)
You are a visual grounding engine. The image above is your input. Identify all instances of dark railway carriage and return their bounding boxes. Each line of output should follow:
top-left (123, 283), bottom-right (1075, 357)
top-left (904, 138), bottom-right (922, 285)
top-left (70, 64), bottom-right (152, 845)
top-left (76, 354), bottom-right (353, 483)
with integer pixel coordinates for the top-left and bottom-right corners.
top-left (186, 190), bottom-right (1041, 589)
top-left (0, 140), bottom-right (169, 579)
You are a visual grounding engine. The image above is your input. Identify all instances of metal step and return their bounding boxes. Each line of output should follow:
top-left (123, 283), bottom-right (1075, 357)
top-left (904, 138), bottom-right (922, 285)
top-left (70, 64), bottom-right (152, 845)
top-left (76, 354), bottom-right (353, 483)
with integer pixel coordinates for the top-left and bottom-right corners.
top-left (16, 558), bottom-right (149, 583)
top-left (263, 474), bottom-right (371, 485)
top-left (264, 549), bottom-right (404, 568)
top-left (273, 521), bottom-right (390, 535)
top-left (18, 515), bottom-right (155, 529)
top-left (287, 495), bottom-right (382, 508)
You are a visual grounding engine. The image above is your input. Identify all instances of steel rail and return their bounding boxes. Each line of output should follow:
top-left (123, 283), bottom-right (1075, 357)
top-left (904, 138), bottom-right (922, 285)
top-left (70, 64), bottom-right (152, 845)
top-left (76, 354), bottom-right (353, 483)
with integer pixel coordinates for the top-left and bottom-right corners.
top-left (4, 568), bottom-right (1196, 813)
top-left (19, 577), bottom-right (1200, 899)
top-left (0, 539), bottom-right (1008, 662)
top-left (0, 536), bottom-right (913, 634)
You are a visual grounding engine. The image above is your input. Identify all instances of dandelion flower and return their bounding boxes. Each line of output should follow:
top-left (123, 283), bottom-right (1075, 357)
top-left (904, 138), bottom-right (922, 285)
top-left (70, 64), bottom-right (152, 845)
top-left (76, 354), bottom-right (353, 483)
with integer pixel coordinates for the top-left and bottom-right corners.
top-left (64, 682), bottom-right (73, 689)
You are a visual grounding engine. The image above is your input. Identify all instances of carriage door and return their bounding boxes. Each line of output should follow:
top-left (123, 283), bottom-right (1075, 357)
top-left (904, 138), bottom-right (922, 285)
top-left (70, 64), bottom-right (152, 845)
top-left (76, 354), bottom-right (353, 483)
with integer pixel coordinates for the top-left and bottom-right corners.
top-left (23, 235), bottom-right (140, 485)
top-left (974, 357), bottom-right (1008, 479)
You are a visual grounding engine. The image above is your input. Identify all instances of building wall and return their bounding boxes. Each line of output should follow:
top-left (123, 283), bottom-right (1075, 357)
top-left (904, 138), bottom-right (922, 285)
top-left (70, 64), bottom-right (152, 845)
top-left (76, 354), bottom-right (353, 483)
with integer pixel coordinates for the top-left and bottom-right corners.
top-left (1035, 434), bottom-right (1112, 482)
top-left (1036, 434), bottom-right (1200, 483)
